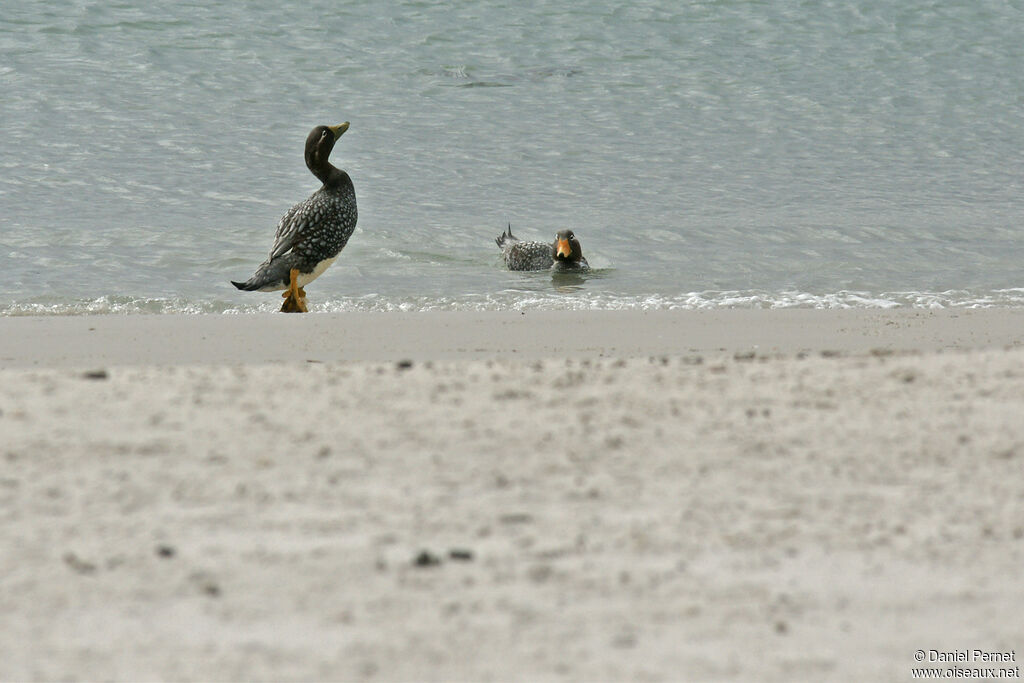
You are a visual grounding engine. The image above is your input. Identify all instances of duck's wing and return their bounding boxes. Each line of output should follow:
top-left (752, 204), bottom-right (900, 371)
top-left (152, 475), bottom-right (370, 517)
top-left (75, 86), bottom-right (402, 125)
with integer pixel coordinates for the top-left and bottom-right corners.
top-left (504, 240), bottom-right (554, 271)
top-left (266, 199), bottom-right (309, 261)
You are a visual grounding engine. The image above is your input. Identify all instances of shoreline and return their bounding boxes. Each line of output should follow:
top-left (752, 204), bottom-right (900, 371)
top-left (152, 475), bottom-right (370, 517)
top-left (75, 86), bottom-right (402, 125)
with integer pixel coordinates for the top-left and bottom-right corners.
top-left (2, 308), bottom-right (1023, 680)
top-left (1, 308), bottom-right (1022, 368)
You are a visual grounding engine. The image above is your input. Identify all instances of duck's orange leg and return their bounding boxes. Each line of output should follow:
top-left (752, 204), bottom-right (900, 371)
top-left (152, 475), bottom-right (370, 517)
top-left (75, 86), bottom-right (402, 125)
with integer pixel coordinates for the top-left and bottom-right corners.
top-left (280, 268), bottom-right (308, 313)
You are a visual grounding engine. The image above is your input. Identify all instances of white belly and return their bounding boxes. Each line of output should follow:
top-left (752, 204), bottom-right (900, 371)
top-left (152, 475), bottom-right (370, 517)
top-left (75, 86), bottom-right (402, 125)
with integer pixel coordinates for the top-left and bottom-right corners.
top-left (297, 257), bottom-right (337, 287)
top-left (255, 257), bottom-right (339, 292)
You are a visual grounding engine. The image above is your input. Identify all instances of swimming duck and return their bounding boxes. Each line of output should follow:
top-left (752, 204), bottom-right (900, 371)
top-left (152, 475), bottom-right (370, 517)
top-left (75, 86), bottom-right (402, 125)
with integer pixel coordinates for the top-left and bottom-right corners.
top-left (496, 226), bottom-right (589, 271)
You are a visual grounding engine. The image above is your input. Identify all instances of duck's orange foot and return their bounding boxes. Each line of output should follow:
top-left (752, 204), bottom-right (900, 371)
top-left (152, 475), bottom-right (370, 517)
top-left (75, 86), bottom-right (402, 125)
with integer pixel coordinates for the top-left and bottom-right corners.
top-left (280, 291), bottom-right (307, 313)
top-left (279, 268), bottom-right (308, 313)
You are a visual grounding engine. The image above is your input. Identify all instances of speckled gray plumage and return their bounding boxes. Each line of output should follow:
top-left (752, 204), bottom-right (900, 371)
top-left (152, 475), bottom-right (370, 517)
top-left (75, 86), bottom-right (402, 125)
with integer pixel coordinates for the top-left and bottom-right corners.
top-left (232, 124), bottom-right (357, 293)
top-left (496, 227), bottom-right (589, 272)
top-left (497, 229), bottom-right (554, 271)
top-left (237, 182), bottom-right (357, 291)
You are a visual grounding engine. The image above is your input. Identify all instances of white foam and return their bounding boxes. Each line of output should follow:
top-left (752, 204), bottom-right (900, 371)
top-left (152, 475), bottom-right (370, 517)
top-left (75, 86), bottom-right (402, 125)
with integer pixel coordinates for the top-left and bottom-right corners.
top-left (6, 289), bottom-right (1024, 317)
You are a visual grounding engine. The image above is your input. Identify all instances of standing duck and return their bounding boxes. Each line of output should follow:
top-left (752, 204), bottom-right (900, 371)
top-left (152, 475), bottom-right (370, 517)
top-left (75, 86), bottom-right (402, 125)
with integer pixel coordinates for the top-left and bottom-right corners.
top-left (232, 123), bottom-right (357, 312)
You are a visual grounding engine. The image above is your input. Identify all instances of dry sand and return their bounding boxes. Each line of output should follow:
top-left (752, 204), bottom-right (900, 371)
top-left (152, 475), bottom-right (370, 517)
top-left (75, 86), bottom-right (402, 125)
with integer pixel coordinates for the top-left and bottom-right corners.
top-left (1, 310), bottom-right (1023, 681)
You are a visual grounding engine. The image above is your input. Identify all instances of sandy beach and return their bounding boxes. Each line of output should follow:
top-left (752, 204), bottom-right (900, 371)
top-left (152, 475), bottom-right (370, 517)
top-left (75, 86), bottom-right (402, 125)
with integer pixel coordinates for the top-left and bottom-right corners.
top-left (2, 309), bottom-right (1023, 681)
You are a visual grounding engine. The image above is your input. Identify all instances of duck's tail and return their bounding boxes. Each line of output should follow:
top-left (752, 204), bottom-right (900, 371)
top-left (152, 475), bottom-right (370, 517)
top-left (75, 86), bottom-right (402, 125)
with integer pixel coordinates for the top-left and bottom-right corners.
top-left (230, 256), bottom-right (295, 292)
top-left (231, 279), bottom-right (259, 291)
top-left (495, 223), bottom-right (518, 249)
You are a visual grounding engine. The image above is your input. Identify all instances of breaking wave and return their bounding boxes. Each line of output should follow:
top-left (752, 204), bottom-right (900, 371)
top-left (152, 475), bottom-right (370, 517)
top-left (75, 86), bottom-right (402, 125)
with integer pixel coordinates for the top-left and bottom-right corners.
top-left (4, 289), bottom-right (1024, 316)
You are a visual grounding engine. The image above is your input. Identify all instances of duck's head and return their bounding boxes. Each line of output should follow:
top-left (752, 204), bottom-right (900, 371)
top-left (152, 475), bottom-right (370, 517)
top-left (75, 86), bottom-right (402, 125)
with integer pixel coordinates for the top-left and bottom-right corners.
top-left (304, 122), bottom-right (349, 178)
top-left (552, 229), bottom-right (584, 264)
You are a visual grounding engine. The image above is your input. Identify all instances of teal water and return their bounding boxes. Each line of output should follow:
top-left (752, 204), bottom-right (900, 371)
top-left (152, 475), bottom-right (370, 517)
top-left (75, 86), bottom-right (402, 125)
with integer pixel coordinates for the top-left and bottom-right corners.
top-left (2, 0), bottom-right (1023, 314)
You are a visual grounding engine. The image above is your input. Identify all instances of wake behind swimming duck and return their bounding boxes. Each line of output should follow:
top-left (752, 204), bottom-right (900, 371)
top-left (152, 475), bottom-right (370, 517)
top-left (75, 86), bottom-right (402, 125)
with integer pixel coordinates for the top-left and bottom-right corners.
top-left (496, 226), bottom-right (589, 271)
top-left (231, 123), bottom-right (357, 312)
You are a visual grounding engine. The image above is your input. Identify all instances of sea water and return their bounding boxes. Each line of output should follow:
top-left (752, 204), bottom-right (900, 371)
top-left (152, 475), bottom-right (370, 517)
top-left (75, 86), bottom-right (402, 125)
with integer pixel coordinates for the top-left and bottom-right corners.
top-left (2, 0), bottom-right (1023, 314)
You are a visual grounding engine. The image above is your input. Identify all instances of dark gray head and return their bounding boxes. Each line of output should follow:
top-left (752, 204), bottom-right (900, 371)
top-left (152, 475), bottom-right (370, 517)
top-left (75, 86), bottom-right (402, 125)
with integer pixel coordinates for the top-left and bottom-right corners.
top-left (551, 229), bottom-right (584, 264)
top-left (304, 122), bottom-right (349, 183)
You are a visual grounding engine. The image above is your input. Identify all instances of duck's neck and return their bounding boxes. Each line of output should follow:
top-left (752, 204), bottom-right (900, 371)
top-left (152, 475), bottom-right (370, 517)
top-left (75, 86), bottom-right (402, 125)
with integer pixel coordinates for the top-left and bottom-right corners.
top-left (306, 148), bottom-right (341, 186)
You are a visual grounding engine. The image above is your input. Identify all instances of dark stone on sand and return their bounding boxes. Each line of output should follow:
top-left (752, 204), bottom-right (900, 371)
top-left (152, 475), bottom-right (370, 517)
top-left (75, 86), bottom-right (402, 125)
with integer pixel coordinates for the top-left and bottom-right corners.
top-left (189, 571), bottom-right (221, 597)
top-left (414, 550), bottom-right (442, 568)
top-left (63, 552), bottom-right (97, 575)
top-left (499, 513), bottom-right (533, 525)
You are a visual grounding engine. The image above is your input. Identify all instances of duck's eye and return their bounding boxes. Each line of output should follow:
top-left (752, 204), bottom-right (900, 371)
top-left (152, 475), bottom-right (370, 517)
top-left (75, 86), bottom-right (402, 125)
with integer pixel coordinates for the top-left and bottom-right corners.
top-left (567, 232), bottom-right (574, 239)
top-left (321, 130), bottom-right (329, 138)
